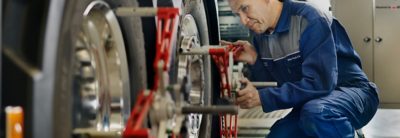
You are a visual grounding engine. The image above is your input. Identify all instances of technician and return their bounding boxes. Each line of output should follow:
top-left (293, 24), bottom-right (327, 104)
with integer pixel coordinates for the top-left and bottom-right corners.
top-left (225, 0), bottom-right (379, 137)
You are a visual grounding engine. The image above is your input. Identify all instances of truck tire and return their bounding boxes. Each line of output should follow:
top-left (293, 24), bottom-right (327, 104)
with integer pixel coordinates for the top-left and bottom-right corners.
top-left (51, 0), bottom-right (146, 137)
top-left (148, 0), bottom-right (219, 137)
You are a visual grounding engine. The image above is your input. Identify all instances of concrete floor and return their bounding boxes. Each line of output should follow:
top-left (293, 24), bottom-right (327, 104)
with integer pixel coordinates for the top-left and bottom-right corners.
top-left (363, 109), bottom-right (400, 138)
top-left (237, 108), bottom-right (400, 138)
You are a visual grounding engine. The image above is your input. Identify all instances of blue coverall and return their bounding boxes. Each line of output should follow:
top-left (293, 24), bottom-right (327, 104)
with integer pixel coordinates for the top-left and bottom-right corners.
top-left (248, 0), bottom-right (379, 137)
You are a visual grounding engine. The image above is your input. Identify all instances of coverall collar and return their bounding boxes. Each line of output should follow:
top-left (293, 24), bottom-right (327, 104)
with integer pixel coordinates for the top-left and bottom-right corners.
top-left (269, 0), bottom-right (291, 35)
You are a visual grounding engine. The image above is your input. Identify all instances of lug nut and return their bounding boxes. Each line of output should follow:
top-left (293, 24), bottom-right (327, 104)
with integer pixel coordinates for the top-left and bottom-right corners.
top-left (81, 66), bottom-right (95, 81)
top-left (76, 49), bottom-right (91, 65)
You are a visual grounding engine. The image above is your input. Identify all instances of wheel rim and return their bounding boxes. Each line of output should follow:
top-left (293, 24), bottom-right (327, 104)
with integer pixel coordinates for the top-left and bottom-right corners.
top-left (73, 0), bottom-right (130, 132)
top-left (178, 14), bottom-right (205, 137)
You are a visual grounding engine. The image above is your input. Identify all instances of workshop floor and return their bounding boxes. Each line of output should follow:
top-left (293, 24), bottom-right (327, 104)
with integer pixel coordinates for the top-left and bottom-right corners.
top-left (363, 108), bottom-right (400, 138)
top-left (237, 107), bottom-right (290, 138)
top-left (237, 108), bottom-right (400, 138)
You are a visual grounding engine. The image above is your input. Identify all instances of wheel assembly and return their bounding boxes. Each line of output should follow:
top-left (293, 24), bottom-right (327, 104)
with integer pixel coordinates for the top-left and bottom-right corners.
top-left (7, 0), bottom-right (237, 137)
top-left (72, 0), bottom-right (130, 132)
top-left (50, 0), bottom-right (146, 137)
top-left (177, 14), bottom-right (205, 138)
top-left (69, 1), bottom-right (236, 137)
top-left (1, 0), bottom-right (282, 138)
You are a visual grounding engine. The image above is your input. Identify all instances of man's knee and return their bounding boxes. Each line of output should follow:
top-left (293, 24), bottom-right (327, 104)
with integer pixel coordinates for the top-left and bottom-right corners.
top-left (300, 99), bottom-right (332, 118)
top-left (299, 99), bottom-right (340, 136)
top-left (299, 99), bottom-right (353, 137)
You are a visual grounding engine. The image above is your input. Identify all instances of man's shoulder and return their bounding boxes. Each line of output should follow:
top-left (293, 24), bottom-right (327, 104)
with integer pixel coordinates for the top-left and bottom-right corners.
top-left (288, 0), bottom-right (332, 24)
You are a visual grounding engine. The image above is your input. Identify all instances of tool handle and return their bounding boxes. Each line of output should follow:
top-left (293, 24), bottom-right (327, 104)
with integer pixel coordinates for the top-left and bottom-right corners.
top-left (251, 82), bottom-right (278, 87)
top-left (181, 105), bottom-right (238, 114)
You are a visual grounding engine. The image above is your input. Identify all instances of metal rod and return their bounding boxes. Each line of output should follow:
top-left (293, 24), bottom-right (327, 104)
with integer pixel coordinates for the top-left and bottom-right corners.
top-left (179, 47), bottom-right (210, 55)
top-left (114, 7), bottom-right (158, 17)
top-left (179, 46), bottom-right (225, 55)
top-left (181, 105), bottom-right (238, 114)
top-left (251, 82), bottom-right (278, 87)
top-left (73, 128), bottom-right (120, 137)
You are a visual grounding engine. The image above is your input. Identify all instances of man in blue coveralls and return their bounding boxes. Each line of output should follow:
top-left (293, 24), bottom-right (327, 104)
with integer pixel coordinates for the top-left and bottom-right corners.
top-left (225, 0), bottom-right (380, 137)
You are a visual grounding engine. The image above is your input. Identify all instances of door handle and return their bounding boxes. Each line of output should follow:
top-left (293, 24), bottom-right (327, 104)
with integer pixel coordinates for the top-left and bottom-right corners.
top-left (363, 37), bottom-right (371, 43)
top-left (375, 37), bottom-right (383, 43)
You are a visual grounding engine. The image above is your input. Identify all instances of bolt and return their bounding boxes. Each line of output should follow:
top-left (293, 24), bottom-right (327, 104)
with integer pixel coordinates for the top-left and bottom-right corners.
top-left (76, 49), bottom-right (91, 65)
top-left (81, 66), bottom-right (95, 81)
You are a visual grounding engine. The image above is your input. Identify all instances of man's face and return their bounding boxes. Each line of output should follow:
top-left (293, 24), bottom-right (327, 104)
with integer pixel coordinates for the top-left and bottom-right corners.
top-left (229, 0), bottom-right (273, 34)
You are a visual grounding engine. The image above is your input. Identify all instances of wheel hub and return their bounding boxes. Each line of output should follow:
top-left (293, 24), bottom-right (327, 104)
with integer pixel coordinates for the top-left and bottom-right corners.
top-left (177, 14), bottom-right (205, 137)
top-left (73, 0), bottom-right (130, 133)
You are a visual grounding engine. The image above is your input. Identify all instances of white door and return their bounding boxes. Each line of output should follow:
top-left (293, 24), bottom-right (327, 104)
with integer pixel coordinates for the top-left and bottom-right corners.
top-left (331, 0), bottom-right (375, 81)
top-left (374, 0), bottom-right (400, 106)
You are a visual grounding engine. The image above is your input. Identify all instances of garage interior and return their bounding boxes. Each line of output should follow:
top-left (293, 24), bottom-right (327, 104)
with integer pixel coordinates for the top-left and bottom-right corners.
top-left (1, 0), bottom-right (400, 138)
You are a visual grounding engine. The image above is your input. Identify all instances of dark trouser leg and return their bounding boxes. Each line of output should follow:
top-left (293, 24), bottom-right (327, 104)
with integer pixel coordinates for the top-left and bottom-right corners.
top-left (267, 109), bottom-right (310, 138)
top-left (299, 84), bottom-right (379, 138)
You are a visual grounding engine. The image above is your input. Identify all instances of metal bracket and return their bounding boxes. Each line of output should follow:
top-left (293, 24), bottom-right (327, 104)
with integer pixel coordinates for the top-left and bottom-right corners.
top-left (123, 7), bottom-right (179, 138)
top-left (179, 44), bottom-right (278, 138)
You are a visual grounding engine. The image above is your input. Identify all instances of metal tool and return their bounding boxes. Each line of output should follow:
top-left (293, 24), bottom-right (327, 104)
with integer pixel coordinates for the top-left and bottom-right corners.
top-left (179, 43), bottom-right (279, 138)
top-left (117, 7), bottom-right (243, 138)
top-left (114, 6), bottom-right (278, 138)
top-left (181, 105), bottom-right (238, 114)
top-left (251, 82), bottom-right (278, 87)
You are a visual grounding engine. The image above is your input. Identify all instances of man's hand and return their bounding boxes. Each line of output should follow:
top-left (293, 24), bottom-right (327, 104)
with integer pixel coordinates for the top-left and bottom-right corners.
top-left (236, 78), bottom-right (261, 109)
top-left (220, 40), bottom-right (257, 65)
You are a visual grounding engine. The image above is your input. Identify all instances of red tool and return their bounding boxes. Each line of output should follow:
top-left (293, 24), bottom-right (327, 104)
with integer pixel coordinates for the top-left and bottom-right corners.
top-left (123, 7), bottom-right (179, 138)
top-left (179, 44), bottom-right (245, 138)
top-left (210, 45), bottom-right (243, 138)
